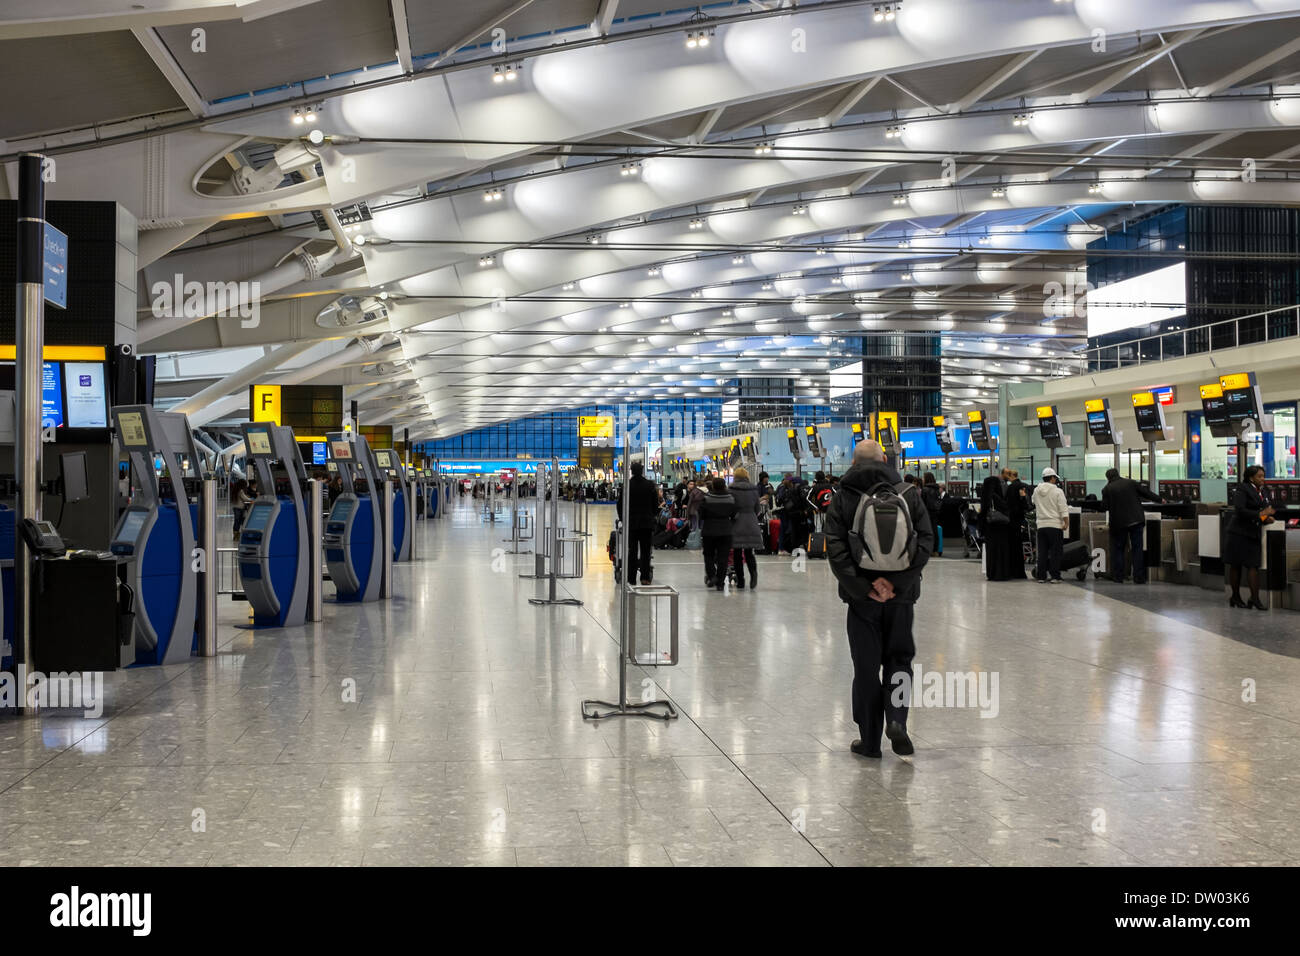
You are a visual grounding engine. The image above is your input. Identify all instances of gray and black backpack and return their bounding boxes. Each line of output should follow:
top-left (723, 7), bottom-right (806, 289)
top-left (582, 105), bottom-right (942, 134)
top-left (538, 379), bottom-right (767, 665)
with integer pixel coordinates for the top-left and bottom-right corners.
top-left (847, 482), bottom-right (918, 572)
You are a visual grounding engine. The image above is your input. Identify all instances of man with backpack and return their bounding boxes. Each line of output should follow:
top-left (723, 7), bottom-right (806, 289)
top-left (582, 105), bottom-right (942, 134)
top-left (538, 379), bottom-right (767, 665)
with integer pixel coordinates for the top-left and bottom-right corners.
top-left (825, 439), bottom-right (934, 759)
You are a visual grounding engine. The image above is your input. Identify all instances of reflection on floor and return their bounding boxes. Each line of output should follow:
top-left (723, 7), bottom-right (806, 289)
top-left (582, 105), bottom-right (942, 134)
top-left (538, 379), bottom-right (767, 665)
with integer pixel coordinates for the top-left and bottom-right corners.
top-left (3, 495), bottom-right (1300, 866)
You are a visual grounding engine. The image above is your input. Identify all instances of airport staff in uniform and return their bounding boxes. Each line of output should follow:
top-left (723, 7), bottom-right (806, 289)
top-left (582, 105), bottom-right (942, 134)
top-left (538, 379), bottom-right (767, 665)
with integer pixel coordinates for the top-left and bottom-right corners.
top-left (626, 462), bottom-right (660, 586)
top-left (1225, 464), bottom-right (1275, 610)
top-left (825, 440), bottom-right (934, 759)
top-left (1031, 467), bottom-right (1068, 583)
top-left (1102, 468), bottom-right (1163, 583)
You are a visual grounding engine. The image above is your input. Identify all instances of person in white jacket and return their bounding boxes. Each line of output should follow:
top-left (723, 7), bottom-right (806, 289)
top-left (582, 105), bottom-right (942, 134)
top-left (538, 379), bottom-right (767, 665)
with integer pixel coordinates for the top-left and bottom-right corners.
top-left (1032, 467), bottom-right (1070, 583)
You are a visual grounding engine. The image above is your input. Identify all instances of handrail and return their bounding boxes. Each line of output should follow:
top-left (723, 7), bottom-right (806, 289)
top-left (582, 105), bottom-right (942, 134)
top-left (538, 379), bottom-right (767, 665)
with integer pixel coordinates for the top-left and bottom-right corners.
top-left (1081, 303), bottom-right (1300, 372)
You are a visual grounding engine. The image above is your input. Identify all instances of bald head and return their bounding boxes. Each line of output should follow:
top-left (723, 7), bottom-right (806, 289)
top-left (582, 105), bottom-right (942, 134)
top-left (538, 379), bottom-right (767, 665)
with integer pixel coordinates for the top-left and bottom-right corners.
top-left (853, 439), bottom-right (887, 465)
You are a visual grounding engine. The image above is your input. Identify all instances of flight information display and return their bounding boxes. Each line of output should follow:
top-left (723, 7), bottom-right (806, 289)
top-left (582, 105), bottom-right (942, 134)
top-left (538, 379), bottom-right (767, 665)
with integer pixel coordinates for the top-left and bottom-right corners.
top-left (64, 361), bottom-right (108, 428)
top-left (41, 362), bottom-right (64, 428)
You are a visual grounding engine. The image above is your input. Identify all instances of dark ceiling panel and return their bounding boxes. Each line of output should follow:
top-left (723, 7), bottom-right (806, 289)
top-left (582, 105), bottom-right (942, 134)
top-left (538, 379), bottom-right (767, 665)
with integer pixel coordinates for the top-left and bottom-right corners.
top-left (716, 84), bottom-right (852, 133)
top-left (0, 31), bottom-right (184, 139)
top-left (982, 36), bottom-right (1150, 102)
top-left (155, 0), bottom-right (396, 102)
top-left (405, 0), bottom-right (525, 58)
top-left (1172, 18), bottom-right (1300, 90)
top-left (501, 0), bottom-right (601, 40)
top-left (895, 53), bottom-right (1021, 109)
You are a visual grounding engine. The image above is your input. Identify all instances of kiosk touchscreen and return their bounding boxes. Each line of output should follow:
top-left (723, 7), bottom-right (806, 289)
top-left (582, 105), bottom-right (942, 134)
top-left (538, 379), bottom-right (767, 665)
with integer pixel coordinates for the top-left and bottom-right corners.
top-left (966, 410), bottom-right (997, 452)
top-left (933, 416), bottom-right (956, 454)
top-left (110, 405), bottom-right (203, 665)
top-left (804, 426), bottom-right (825, 459)
top-left (1084, 398), bottom-right (1119, 445)
top-left (238, 423), bottom-right (310, 627)
top-left (322, 433), bottom-right (383, 602)
top-left (1131, 391), bottom-right (1170, 442)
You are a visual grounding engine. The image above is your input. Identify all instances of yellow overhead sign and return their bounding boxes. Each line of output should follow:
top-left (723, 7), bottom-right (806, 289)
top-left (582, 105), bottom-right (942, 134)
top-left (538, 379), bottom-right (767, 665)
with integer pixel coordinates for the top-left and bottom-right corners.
top-left (578, 416), bottom-right (614, 439)
top-left (1219, 372), bottom-right (1252, 390)
top-left (1083, 398), bottom-right (1107, 413)
top-left (0, 345), bottom-right (107, 362)
top-left (251, 384), bottom-right (282, 424)
top-left (1199, 383), bottom-right (1224, 399)
top-left (931, 415), bottom-right (945, 428)
top-left (1035, 405), bottom-right (1057, 420)
top-left (967, 410), bottom-right (984, 423)
top-left (1131, 391), bottom-right (1156, 407)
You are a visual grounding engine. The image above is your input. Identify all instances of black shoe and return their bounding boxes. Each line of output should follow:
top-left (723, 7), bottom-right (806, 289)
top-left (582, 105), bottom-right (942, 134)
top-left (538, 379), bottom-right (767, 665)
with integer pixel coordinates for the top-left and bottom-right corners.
top-left (1112, 575), bottom-right (1126, 584)
top-left (704, 576), bottom-right (713, 587)
top-left (1229, 595), bottom-right (1246, 608)
top-left (1248, 598), bottom-right (1267, 611)
top-left (885, 721), bottom-right (914, 756)
top-left (850, 739), bottom-right (882, 759)
top-left (735, 580), bottom-right (745, 590)
top-left (715, 584), bottom-right (725, 592)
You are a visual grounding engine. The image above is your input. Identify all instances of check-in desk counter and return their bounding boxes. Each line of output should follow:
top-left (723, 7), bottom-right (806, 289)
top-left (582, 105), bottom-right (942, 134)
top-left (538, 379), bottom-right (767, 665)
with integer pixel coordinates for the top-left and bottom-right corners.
top-left (1071, 502), bottom-right (1197, 581)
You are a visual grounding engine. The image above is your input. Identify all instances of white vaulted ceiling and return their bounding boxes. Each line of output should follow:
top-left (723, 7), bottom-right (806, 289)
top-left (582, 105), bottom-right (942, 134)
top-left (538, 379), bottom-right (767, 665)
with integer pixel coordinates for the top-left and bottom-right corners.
top-left (5, 0), bottom-right (1300, 436)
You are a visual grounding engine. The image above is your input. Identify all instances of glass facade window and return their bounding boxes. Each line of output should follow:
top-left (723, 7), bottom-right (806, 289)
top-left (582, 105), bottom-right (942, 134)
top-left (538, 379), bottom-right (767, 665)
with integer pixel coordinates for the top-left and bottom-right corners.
top-left (418, 399), bottom-right (723, 461)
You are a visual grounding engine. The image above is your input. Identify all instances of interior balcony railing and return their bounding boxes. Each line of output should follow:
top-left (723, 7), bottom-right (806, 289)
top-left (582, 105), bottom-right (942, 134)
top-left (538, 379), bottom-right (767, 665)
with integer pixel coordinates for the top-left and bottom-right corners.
top-left (1083, 304), bottom-right (1300, 372)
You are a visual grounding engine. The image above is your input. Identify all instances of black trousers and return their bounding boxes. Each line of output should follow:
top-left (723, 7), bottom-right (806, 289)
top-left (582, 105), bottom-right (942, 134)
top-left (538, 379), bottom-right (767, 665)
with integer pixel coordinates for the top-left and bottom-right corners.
top-left (1111, 522), bottom-right (1146, 582)
top-left (846, 602), bottom-right (916, 751)
top-left (702, 535), bottom-right (732, 587)
top-left (1035, 526), bottom-right (1063, 580)
top-left (628, 528), bottom-right (653, 584)
top-left (731, 547), bottom-right (757, 586)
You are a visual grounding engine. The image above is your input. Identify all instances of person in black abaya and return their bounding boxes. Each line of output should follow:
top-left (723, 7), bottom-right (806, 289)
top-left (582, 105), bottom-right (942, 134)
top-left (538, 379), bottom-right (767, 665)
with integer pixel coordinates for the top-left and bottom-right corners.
top-left (1005, 469), bottom-right (1029, 580)
top-left (980, 474), bottom-right (1010, 580)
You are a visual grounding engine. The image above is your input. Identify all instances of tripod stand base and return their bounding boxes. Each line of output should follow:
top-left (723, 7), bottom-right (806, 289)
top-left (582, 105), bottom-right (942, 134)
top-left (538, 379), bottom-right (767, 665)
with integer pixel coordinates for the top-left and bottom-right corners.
top-left (529, 597), bottom-right (583, 606)
top-left (505, 549), bottom-right (533, 554)
top-left (581, 699), bottom-right (678, 721)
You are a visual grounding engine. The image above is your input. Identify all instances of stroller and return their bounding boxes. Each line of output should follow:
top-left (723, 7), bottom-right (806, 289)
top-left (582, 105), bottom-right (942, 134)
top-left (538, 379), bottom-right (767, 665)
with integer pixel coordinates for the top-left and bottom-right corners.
top-left (961, 507), bottom-right (982, 558)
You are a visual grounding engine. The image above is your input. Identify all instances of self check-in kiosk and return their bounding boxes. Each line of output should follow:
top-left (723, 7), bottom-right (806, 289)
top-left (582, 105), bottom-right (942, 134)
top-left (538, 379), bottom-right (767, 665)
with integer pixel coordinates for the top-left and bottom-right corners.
top-left (238, 423), bottom-right (310, 627)
top-left (933, 416), bottom-right (957, 485)
top-left (110, 405), bottom-right (204, 665)
top-left (322, 432), bottom-right (383, 602)
top-left (804, 425), bottom-right (826, 473)
top-left (786, 429), bottom-right (803, 477)
top-left (1084, 398), bottom-right (1122, 473)
top-left (1131, 391), bottom-right (1172, 494)
top-left (372, 447), bottom-right (412, 562)
top-left (1035, 404), bottom-right (1071, 473)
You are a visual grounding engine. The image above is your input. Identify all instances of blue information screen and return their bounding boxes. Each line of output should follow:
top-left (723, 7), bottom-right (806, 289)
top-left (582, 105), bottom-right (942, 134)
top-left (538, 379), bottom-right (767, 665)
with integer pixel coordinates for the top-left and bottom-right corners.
top-left (41, 362), bottom-right (63, 428)
top-left (313, 442), bottom-right (327, 466)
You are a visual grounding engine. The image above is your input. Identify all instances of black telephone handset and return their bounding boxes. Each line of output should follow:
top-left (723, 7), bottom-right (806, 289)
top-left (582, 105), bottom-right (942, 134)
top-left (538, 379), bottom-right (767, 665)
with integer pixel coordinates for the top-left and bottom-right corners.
top-left (19, 518), bottom-right (67, 557)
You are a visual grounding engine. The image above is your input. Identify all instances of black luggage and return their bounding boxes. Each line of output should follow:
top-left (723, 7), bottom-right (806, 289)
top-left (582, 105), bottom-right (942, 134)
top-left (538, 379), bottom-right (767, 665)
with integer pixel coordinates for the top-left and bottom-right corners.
top-left (1061, 539), bottom-right (1090, 571)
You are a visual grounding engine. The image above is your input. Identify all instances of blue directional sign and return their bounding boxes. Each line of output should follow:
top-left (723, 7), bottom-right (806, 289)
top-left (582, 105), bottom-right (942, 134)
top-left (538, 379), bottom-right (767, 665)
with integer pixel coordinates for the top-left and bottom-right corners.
top-left (43, 224), bottom-right (68, 309)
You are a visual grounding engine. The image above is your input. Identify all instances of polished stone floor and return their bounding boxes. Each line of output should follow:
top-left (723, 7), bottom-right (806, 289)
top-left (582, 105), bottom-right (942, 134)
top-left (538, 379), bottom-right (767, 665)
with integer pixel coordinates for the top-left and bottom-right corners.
top-left (3, 494), bottom-right (1300, 866)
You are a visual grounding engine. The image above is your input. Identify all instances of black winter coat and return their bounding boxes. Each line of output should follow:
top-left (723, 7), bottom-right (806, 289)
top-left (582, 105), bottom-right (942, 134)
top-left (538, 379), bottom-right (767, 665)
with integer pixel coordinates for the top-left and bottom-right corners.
top-left (699, 492), bottom-right (738, 536)
top-left (825, 462), bottom-right (934, 606)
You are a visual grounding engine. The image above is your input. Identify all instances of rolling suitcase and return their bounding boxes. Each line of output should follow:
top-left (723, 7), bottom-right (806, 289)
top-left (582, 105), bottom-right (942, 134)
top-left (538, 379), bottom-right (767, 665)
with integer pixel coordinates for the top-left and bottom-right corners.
top-left (806, 531), bottom-right (827, 559)
top-left (765, 518), bottom-right (782, 555)
top-left (1062, 539), bottom-right (1091, 580)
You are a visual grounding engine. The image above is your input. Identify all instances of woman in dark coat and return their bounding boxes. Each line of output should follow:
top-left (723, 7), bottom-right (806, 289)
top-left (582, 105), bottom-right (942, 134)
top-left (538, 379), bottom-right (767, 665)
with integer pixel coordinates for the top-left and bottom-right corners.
top-left (979, 473), bottom-right (1013, 581)
top-left (727, 468), bottom-right (764, 589)
top-left (1225, 465), bottom-right (1275, 609)
top-left (699, 477), bottom-right (738, 591)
